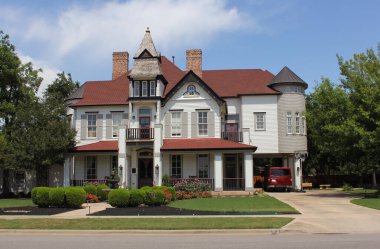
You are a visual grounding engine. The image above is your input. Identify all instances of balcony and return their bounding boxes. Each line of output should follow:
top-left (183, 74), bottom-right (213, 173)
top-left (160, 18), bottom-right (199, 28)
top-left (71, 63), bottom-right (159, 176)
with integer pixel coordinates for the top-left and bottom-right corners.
top-left (221, 132), bottom-right (242, 142)
top-left (126, 128), bottom-right (154, 140)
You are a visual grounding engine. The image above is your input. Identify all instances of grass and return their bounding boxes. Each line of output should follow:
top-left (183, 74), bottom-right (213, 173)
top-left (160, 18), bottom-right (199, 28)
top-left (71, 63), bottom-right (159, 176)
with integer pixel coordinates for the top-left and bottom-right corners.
top-left (351, 198), bottom-right (380, 210)
top-left (168, 196), bottom-right (299, 214)
top-left (343, 188), bottom-right (378, 195)
top-left (0, 217), bottom-right (293, 230)
top-left (0, 198), bottom-right (35, 208)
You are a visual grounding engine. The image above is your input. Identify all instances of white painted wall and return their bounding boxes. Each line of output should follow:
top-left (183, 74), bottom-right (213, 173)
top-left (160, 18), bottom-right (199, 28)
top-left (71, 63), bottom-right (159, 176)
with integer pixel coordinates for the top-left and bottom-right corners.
top-left (241, 95), bottom-right (279, 153)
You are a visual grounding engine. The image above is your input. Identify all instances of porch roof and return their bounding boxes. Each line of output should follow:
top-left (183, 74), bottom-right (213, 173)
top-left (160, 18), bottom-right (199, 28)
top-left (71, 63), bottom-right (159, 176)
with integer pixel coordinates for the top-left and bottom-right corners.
top-left (161, 138), bottom-right (257, 151)
top-left (70, 141), bottom-right (118, 152)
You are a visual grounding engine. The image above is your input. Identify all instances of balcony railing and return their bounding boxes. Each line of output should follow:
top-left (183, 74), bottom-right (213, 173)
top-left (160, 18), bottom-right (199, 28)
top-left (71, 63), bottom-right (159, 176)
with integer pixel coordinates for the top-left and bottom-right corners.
top-left (127, 128), bottom-right (154, 140)
top-left (221, 132), bottom-right (243, 142)
top-left (163, 178), bottom-right (214, 191)
top-left (71, 179), bottom-right (108, 186)
top-left (223, 178), bottom-right (245, 190)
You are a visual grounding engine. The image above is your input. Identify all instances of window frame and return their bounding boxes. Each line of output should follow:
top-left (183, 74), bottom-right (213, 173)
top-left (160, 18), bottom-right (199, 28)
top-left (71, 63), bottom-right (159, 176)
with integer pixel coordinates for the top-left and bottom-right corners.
top-left (87, 113), bottom-right (97, 138)
top-left (301, 116), bottom-right (306, 135)
top-left (142, 81), bottom-right (148, 97)
top-left (188, 85), bottom-right (196, 96)
top-left (197, 154), bottom-right (209, 178)
top-left (150, 81), bottom-right (156, 96)
top-left (170, 155), bottom-right (182, 178)
top-left (287, 111), bottom-right (293, 134)
top-left (295, 112), bottom-right (300, 134)
top-left (171, 112), bottom-right (182, 137)
top-left (112, 112), bottom-right (123, 138)
top-left (254, 112), bottom-right (266, 131)
top-left (86, 156), bottom-right (97, 179)
top-left (198, 111), bottom-right (208, 136)
top-left (134, 81), bottom-right (140, 97)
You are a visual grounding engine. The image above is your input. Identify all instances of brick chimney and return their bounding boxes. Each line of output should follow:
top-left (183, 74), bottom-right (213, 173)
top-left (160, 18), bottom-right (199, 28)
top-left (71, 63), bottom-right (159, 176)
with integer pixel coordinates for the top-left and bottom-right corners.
top-left (186, 49), bottom-right (202, 78)
top-left (112, 51), bottom-right (129, 80)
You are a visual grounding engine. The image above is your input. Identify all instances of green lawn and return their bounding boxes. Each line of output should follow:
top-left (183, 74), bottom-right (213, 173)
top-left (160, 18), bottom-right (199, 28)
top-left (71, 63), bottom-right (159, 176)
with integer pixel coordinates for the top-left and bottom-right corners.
top-left (0, 198), bottom-right (35, 208)
top-left (0, 217), bottom-right (293, 230)
top-left (351, 198), bottom-right (380, 210)
top-left (342, 188), bottom-right (378, 195)
top-left (168, 196), bottom-right (299, 214)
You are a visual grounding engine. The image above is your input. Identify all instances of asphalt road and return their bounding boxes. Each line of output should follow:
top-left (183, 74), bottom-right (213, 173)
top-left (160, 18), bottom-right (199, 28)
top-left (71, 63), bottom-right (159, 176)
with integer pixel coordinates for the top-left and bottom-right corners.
top-left (0, 232), bottom-right (379, 249)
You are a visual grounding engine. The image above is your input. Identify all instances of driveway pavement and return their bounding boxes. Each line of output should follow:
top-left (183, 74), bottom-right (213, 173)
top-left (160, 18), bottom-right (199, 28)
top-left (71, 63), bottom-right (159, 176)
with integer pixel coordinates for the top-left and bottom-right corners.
top-left (268, 190), bottom-right (380, 234)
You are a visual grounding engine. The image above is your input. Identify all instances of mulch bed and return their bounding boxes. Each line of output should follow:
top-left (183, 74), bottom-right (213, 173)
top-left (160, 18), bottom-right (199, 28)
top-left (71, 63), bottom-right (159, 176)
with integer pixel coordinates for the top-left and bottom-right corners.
top-left (0, 207), bottom-right (76, 215)
top-left (88, 206), bottom-right (276, 216)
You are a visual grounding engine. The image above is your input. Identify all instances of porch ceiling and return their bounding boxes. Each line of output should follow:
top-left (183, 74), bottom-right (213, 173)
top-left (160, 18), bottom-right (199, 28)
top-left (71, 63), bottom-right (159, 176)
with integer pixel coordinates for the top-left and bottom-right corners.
top-left (161, 138), bottom-right (257, 152)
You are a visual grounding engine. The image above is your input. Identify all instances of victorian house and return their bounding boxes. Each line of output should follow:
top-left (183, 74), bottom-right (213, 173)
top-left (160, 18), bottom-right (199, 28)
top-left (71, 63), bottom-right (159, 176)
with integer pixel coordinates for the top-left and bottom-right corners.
top-left (46, 28), bottom-right (309, 192)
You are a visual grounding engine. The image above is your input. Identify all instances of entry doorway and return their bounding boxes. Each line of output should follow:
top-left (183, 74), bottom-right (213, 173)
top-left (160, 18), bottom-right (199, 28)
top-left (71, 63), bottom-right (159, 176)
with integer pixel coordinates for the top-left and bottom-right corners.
top-left (223, 154), bottom-right (244, 190)
top-left (138, 158), bottom-right (153, 188)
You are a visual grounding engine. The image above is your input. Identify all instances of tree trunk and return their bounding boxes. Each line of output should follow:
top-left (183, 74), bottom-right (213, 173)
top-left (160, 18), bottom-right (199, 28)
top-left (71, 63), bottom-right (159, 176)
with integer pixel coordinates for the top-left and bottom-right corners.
top-left (372, 171), bottom-right (377, 188)
top-left (36, 166), bottom-right (48, 187)
top-left (2, 169), bottom-right (11, 194)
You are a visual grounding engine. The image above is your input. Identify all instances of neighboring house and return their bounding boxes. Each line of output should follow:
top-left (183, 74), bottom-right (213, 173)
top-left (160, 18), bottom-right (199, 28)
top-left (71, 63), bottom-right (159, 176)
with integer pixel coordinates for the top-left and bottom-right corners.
top-left (56, 28), bottom-right (308, 192)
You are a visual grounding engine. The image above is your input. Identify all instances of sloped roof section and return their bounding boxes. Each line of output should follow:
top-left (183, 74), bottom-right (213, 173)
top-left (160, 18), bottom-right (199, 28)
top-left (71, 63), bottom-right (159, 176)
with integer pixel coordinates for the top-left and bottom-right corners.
top-left (161, 56), bottom-right (186, 96)
top-left (70, 141), bottom-right (118, 152)
top-left (161, 138), bottom-right (257, 151)
top-left (129, 58), bottom-right (162, 79)
top-left (267, 66), bottom-right (308, 88)
top-left (134, 28), bottom-right (159, 58)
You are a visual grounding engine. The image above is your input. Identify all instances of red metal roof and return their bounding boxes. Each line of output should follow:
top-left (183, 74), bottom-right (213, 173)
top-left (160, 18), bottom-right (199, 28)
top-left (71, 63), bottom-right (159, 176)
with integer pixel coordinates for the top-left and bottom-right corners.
top-left (70, 141), bottom-right (118, 152)
top-left (161, 138), bottom-right (257, 151)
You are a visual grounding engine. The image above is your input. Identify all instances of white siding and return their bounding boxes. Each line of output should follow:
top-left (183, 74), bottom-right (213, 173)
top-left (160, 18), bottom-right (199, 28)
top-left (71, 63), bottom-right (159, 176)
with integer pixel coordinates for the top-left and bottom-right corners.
top-left (241, 95), bottom-right (279, 153)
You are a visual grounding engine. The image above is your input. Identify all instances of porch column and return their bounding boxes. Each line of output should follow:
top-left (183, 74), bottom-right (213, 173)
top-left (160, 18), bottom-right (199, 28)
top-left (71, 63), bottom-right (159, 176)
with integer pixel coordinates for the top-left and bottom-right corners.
top-left (154, 124), bottom-right (163, 186)
top-left (63, 156), bottom-right (71, 187)
top-left (118, 125), bottom-right (127, 188)
top-left (214, 152), bottom-right (223, 191)
top-left (244, 151), bottom-right (254, 192)
top-left (293, 158), bottom-right (302, 191)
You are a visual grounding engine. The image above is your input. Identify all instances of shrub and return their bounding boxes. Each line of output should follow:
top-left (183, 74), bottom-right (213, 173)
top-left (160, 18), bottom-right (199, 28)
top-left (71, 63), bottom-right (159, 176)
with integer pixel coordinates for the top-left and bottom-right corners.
top-left (86, 193), bottom-right (99, 203)
top-left (108, 189), bottom-right (130, 208)
top-left (144, 189), bottom-right (165, 206)
top-left (49, 188), bottom-right (66, 207)
top-left (174, 179), bottom-right (211, 192)
top-left (83, 184), bottom-right (97, 195)
top-left (128, 189), bottom-right (146, 207)
top-left (342, 183), bottom-right (353, 192)
top-left (96, 184), bottom-right (109, 201)
top-left (65, 187), bottom-right (86, 208)
top-left (153, 186), bottom-right (176, 202)
top-left (33, 187), bottom-right (51, 207)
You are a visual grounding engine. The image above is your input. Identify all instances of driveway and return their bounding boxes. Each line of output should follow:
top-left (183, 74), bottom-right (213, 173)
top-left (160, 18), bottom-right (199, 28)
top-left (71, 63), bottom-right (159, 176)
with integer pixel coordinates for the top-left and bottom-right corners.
top-left (268, 190), bottom-right (380, 234)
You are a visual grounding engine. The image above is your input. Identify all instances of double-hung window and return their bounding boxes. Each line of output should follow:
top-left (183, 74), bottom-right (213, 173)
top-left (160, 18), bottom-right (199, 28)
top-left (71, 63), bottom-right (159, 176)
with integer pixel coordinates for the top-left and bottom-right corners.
top-left (198, 154), bottom-right (209, 178)
top-left (171, 112), bottom-right (182, 137)
top-left (198, 111), bottom-right (208, 136)
top-left (287, 112), bottom-right (293, 134)
top-left (150, 81), bottom-right (156, 96)
top-left (171, 155), bottom-right (182, 178)
top-left (134, 81), bottom-right (140, 97)
top-left (254, 112), bottom-right (266, 131)
top-left (87, 113), bottom-right (97, 138)
top-left (302, 116), bottom-right (306, 135)
top-left (142, 81), bottom-right (148, 97)
top-left (86, 156), bottom-right (97, 179)
top-left (112, 112), bottom-right (123, 137)
top-left (295, 112), bottom-right (300, 134)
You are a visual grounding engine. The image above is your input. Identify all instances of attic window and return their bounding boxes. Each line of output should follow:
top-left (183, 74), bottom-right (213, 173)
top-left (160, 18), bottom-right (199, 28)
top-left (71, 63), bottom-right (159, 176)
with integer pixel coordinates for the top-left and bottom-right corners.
top-left (184, 85), bottom-right (199, 97)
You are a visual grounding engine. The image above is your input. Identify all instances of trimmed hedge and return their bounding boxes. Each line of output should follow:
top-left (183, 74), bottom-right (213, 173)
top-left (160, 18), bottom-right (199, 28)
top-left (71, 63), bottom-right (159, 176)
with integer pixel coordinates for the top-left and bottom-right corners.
top-left (65, 187), bottom-right (86, 208)
top-left (83, 184), bottom-right (97, 195)
top-left (96, 184), bottom-right (109, 201)
top-left (144, 188), bottom-right (165, 206)
top-left (34, 187), bottom-right (51, 208)
top-left (108, 189), bottom-right (130, 208)
top-left (49, 188), bottom-right (65, 207)
top-left (128, 189), bottom-right (146, 207)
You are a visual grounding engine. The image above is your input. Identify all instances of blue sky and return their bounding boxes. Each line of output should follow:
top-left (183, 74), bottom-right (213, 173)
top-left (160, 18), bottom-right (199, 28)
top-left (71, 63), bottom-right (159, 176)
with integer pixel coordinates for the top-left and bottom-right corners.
top-left (1, 0), bottom-right (379, 95)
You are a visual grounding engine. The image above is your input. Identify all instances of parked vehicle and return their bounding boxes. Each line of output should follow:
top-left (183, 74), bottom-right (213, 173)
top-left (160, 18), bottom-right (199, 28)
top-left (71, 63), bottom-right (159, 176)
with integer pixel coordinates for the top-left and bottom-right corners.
top-left (264, 167), bottom-right (292, 191)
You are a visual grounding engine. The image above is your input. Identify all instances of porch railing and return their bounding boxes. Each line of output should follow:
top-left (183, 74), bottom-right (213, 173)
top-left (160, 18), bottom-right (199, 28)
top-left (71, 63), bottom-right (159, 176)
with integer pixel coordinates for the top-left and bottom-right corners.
top-left (223, 178), bottom-right (245, 190)
top-left (163, 178), bottom-right (214, 191)
top-left (71, 179), bottom-right (108, 186)
top-left (221, 132), bottom-right (243, 142)
top-left (126, 128), bottom-right (154, 140)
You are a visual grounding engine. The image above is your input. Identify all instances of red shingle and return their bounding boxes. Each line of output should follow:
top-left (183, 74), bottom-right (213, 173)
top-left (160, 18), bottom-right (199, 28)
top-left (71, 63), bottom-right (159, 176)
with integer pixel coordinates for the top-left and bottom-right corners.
top-left (161, 138), bottom-right (257, 151)
top-left (70, 141), bottom-right (118, 152)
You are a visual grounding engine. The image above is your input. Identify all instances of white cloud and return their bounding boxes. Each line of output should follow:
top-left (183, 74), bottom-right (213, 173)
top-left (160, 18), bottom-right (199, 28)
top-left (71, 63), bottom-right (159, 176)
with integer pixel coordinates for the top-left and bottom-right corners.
top-left (18, 54), bottom-right (60, 97)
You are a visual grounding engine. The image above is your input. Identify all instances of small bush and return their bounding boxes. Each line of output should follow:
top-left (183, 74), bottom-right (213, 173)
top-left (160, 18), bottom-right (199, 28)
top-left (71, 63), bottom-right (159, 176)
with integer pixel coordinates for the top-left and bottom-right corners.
top-left (49, 188), bottom-right (66, 207)
top-left (86, 193), bottom-right (99, 203)
top-left (83, 184), bottom-right (97, 195)
top-left (128, 189), bottom-right (146, 207)
top-left (108, 189), bottom-right (130, 208)
top-left (174, 179), bottom-right (211, 192)
top-left (144, 189), bottom-right (165, 206)
top-left (65, 187), bottom-right (86, 208)
top-left (96, 184), bottom-right (109, 201)
top-left (342, 183), bottom-right (353, 191)
top-left (33, 187), bottom-right (51, 207)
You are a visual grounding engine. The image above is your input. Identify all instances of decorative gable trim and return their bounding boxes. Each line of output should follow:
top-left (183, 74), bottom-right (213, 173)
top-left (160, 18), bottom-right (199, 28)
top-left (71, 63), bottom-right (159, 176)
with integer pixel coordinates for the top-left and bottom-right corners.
top-left (162, 70), bottom-right (225, 106)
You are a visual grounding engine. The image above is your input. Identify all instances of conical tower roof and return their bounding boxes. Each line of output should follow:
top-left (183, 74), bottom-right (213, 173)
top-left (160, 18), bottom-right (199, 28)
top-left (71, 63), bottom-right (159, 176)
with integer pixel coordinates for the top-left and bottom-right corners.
top-left (268, 66), bottom-right (307, 88)
top-left (134, 27), bottom-right (159, 58)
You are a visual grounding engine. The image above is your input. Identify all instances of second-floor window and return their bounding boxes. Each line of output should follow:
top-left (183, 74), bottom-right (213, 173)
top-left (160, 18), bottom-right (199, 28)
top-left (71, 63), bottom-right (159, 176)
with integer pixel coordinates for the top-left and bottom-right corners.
top-left (295, 112), bottom-right (300, 134)
top-left (287, 111), bottom-right (292, 134)
top-left (87, 113), bottom-right (97, 138)
top-left (134, 81), bottom-right (140, 97)
top-left (254, 112), bottom-right (266, 131)
top-left (112, 112), bottom-right (123, 137)
top-left (198, 111), bottom-right (208, 136)
top-left (142, 81), bottom-right (148, 96)
top-left (171, 112), bottom-right (181, 137)
top-left (150, 81), bottom-right (156, 96)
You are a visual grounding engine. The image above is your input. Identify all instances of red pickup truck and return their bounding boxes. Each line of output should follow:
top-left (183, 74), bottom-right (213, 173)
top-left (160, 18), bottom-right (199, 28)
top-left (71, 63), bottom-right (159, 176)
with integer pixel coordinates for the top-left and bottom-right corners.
top-left (264, 167), bottom-right (292, 191)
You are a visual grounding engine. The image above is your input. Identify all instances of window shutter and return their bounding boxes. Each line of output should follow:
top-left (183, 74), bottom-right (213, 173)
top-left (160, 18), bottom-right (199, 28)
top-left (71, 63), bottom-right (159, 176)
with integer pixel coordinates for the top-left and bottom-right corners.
top-left (208, 111), bottom-right (215, 137)
top-left (164, 113), bottom-right (170, 138)
top-left (181, 112), bottom-right (188, 138)
top-left (105, 114), bottom-right (112, 139)
top-left (80, 114), bottom-right (87, 139)
top-left (191, 112), bottom-right (197, 138)
top-left (96, 114), bottom-right (103, 139)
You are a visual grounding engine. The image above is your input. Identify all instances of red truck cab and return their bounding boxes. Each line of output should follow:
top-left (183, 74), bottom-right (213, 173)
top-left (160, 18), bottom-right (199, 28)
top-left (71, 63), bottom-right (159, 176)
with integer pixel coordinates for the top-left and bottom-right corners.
top-left (264, 167), bottom-right (292, 191)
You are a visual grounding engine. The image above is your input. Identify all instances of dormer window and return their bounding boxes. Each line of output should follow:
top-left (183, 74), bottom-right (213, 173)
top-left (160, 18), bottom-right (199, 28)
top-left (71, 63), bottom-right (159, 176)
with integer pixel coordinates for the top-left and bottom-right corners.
top-left (150, 81), bottom-right (156, 96)
top-left (134, 81), bottom-right (140, 97)
top-left (133, 80), bottom-right (156, 97)
top-left (188, 85), bottom-right (196, 96)
top-left (142, 81), bottom-right (148, 96)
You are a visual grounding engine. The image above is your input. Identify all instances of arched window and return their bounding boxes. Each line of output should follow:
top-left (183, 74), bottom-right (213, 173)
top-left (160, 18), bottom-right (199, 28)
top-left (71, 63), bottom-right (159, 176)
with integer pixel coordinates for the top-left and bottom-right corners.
top-left (187, 85), bottom-right (196, 96)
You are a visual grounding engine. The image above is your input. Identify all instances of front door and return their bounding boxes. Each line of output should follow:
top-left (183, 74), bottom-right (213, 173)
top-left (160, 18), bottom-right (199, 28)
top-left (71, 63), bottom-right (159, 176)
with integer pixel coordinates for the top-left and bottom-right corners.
top-left (138, 158), bottom-right (153, 188)
top-left (225, 123), bottom-right (238, 141)
top-left (139, 116), bottom-right (151, 139)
